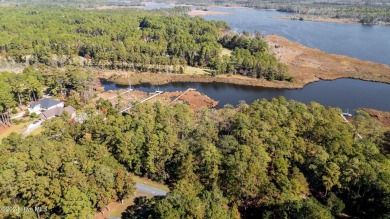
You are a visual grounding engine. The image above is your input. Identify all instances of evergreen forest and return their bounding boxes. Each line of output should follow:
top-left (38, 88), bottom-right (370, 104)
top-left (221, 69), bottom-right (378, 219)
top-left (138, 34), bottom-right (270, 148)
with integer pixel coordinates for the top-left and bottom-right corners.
top-left (1, 98), bottom-right (389, 218)
top-left (0, 2), bottom-right (389, 219)
top-left (0, 7), bottom-right (288, 81)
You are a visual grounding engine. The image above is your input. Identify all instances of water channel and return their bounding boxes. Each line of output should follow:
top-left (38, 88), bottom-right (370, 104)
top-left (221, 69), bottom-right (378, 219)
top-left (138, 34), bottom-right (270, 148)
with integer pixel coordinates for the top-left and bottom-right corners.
top-left (105, 3), bottom-right (390, 112)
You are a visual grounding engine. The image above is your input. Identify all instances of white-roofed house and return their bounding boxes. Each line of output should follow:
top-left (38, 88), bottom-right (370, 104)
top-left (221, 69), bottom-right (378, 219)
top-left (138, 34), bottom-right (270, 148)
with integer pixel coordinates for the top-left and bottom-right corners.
top-left (28, 98), bottom-right (64, 115)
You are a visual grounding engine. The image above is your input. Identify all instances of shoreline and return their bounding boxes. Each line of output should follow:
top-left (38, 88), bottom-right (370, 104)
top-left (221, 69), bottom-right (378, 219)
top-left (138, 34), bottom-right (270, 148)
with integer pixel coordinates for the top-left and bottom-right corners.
top-left (266, 34), bottom-right (390, 86)
top-left (96, 87), bottom-right (218, 111)
top-left (98, 71), bottom-right (303, 89)
top-left (92, 5), bottom-right (144, 10)
top-left (188, 10), bottom-right (231, 16)
top-left (88, 3), bottom-right (390, 26)
top-left (361, 108), bottom-right (390, 129)
top-left (98, 71), bottom-right (390, 90)
top-left (274, 15), bottom-right (360, 24)
top-left (98, 34), bottom-right (390, 89)
top-left (98, 70), bottom-right (390, 90)
top-left (274, 15), bottom-right (390, 26)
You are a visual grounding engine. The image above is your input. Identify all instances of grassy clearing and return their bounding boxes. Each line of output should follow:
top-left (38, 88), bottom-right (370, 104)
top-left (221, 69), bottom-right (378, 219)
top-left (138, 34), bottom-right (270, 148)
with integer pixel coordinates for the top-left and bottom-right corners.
top-left (0, 123), bottom-right (28, 143)
top-left (184, 66), bottom-right (208, 75)
top-left (132, 175), bottom-right (170, 192)
top-left (221, 48), bottom-right (232, 57)
top-left (101, 192), bottom-right (152, 219)
top-left (105, 199), bottom-right (135, 218)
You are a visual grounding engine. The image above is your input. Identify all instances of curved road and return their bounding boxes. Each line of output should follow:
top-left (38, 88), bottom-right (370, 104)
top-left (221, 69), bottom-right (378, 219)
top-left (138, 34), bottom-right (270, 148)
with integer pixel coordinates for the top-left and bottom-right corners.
top-left (135, 183), bottom-right (167, 196)
top-left (22, 120), bottom-right (42, 136)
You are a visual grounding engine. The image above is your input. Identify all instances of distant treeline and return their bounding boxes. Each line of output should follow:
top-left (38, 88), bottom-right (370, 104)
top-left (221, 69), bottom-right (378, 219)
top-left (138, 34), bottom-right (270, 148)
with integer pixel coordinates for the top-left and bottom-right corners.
top-left (276, 4), bottom-right (390, 24)
top-left (158, 0), bottom-right (390, 24)
top-left (158, 0), bottom-right (390, 6)
top-left (3, 0), bottom-right (388, 24)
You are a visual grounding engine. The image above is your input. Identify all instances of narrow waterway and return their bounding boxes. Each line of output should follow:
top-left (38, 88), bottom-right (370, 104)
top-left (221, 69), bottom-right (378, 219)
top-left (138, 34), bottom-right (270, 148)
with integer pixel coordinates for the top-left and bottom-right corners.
top-left (102, 79), bottom-right (390, 112)
top-left (105, 3), bottom-right (390, 112)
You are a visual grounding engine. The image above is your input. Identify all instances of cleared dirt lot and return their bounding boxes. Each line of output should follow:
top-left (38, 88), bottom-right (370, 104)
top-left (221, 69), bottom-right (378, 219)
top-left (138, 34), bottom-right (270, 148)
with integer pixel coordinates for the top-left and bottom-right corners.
top-left (96, 89), bottom-right (218, 111)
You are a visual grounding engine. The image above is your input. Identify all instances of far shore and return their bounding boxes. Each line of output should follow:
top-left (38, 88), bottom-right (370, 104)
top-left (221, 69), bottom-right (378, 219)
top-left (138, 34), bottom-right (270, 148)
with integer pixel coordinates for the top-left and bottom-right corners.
top-left (266, 34), bottom-right (390, 86)
top-left (274, 15), bottom-right (360, 24)
top-left (98, 34), bottom-right (390, 90)
top-left (274, 15), bottom-right (390, 26)
top-left (92, 5), bottom-right (144, 10)
top-left (98, 70), bottom-right (301, 88)
top-left (188, 10), bottom-right (231, 16)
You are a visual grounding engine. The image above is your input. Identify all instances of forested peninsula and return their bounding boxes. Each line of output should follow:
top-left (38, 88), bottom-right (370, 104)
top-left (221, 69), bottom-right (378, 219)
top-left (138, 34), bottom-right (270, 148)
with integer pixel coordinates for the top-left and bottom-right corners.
top-left (0, 7), bottom-right (289, 82)
top-left (1, 6), bottom-right (389, 90)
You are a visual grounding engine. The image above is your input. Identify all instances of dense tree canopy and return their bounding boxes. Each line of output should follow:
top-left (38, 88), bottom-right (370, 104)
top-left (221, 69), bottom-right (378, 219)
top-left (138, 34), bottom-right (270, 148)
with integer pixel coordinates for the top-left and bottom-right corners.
top-left (1, 97), bottom-right (388, 218)
top-left (0, 7), bottom-right (288, 80)
top-left (0, 67), bottom-right (94, 112)
top-left (0, 130), bottom-right (135, 218)
top-left (0, 3), bottom-right (388, 219)
top-left (218, 34), bottom-right (290, 80)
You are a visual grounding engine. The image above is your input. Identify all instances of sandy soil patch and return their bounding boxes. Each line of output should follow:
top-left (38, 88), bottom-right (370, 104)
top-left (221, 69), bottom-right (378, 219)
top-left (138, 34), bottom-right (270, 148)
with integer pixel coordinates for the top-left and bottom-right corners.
top-left (96, 88), bottom-right (218, 111)
top-left (0, 122), bottom-right (28, 142)
top-left (94, 192), bottom-right (150, 219)
top-left (188, 10), bottom-right (231, 16)
top-left (158, 90), bottom-right (218, 111)
top-left (361, 108), bottom-right (390, 128)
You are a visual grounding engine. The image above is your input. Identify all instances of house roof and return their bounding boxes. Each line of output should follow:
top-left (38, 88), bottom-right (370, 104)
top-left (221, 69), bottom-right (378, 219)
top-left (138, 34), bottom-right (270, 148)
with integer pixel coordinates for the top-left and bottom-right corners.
top-left (40, 107), bottom-right (63, 120)
top-left (40, 105), bottom-right (76, 120)
top-left (30, 98), bottom-right (62, 109)
top-left (63, 106), bottom-right (76, 115)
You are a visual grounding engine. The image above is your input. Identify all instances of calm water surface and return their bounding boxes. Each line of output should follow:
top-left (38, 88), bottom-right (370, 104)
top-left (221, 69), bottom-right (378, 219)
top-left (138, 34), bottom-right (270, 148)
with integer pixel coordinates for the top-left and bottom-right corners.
top-left (203, 7), bottom-right (390, 66)
top-left (143, 3), bottom-right (390, 66)
top-left (106, 3), bottom-right (390, 112)
top-left (103, 79), bottom-right (390, 111)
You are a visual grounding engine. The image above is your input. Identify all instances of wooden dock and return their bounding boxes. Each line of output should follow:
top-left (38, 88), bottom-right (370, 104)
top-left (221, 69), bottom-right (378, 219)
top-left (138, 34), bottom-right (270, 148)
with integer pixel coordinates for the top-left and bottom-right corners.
top-left (340, 113), bottom-right (362, 140)
top-left (109, 88), bottom-right (133, 100)
top-left (120, 90), bottom-right (163, 113)
top-left (169, 88), bottom-right (196, 106)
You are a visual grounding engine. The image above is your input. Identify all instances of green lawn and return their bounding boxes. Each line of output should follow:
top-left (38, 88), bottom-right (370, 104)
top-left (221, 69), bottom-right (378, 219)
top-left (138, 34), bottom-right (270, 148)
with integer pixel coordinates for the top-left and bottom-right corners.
top-left (0, 123), bottom-right (28, 143)
top-left (0, 118), bottom-right (40, 142)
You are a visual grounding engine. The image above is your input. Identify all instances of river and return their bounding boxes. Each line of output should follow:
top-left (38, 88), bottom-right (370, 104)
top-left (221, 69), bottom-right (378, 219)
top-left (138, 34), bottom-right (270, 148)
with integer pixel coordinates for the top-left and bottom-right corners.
top-left (203, 7), bottom-right (390, 66)
top-left (105, 3), bottom-right (390, 112)
top-left (145, 3), bottom-right (390, 66)
top-left (102, 79), bottom-right (390, 111)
